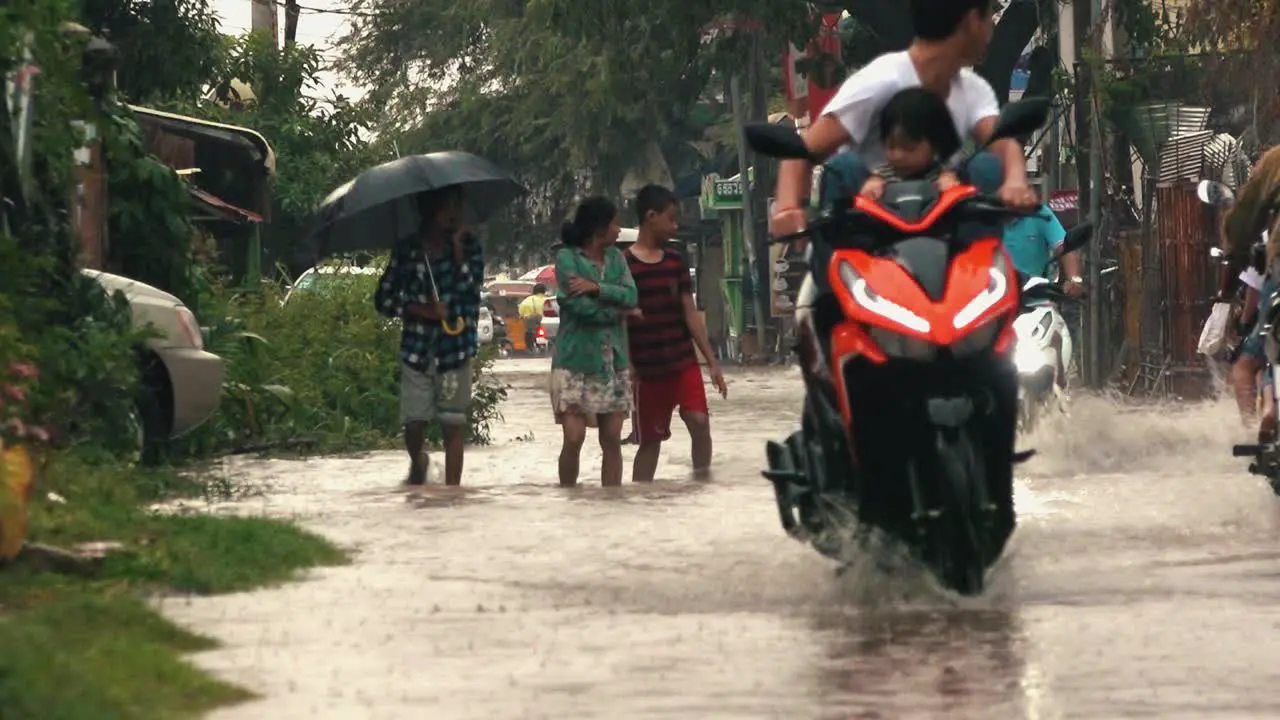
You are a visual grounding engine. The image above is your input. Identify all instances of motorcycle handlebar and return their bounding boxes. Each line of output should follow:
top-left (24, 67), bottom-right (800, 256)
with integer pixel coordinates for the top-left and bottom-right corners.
top-left (769, 194), bottom-right (1036, 245)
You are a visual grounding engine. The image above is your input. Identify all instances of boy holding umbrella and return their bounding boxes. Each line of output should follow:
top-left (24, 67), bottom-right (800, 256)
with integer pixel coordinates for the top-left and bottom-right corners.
top-left (376, 187), bottom-right (484, 486)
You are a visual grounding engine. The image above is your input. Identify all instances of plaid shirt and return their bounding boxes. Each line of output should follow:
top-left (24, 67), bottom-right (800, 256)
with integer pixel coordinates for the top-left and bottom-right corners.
top-left (375, 234), bottom-right (484, 372)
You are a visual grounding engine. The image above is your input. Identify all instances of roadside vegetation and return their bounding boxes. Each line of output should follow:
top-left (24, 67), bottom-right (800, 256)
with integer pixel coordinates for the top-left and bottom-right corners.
top-left (0, 2), bottom-right (505, 718)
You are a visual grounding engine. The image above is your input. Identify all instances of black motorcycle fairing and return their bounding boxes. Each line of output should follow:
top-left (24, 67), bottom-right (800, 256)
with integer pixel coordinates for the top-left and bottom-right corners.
top-left (832, 351), bottom-right (1018, 552)
top-left (891, 236), bottom-right (951, 301)
top-left (881, 180), bottom-right (939, 223)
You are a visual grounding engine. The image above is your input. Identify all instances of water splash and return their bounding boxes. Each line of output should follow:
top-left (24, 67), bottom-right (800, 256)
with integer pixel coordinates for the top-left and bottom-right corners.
top-left (1019, 391), bottom-right (1247, 477)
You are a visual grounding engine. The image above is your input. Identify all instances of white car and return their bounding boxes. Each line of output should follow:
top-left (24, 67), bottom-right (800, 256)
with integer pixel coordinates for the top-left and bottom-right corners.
top-left (82, 270), bottom-right (224, 459)
top-left (287, 265), bottom-right (495, 344)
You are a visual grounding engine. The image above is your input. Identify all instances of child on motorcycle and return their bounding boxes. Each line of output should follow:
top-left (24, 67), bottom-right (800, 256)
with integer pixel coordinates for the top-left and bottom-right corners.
top-left (852, 87), bottom-right (964, 200)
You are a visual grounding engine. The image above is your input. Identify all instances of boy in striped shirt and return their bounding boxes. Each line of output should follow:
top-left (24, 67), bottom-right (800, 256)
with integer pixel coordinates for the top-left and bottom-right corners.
top-left (625, 185), bottom-right (728, 482)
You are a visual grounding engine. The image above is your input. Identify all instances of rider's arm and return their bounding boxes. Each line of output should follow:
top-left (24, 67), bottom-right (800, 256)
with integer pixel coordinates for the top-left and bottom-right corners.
top-left (968, 74), bottom-right (1030, 191)
top-left (776, 116), bottom-right (849, 211)
top-left (774, 64), bottom-right (896, 212)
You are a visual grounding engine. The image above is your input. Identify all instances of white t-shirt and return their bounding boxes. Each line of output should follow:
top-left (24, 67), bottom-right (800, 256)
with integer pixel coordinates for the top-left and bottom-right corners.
top-left (819, 51), bottom-right (1000, 169)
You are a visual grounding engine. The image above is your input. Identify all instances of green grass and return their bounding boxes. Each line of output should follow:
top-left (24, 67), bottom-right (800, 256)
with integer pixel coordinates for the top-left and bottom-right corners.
top-left (0, 449), bottom-right (347, 719)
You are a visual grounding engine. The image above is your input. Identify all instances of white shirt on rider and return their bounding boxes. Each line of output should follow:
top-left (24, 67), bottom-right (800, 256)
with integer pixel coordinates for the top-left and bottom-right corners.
top-left (820, 51), bottom-right (1000, 169)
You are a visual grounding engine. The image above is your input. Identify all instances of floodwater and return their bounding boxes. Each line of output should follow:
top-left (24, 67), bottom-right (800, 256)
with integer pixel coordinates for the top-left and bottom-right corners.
top-left (159, 359), bottom-right (1280, 719)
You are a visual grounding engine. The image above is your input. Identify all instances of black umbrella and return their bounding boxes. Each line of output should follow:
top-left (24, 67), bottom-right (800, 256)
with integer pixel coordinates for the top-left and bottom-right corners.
top-left (307, 151), bottom-right (525, 258)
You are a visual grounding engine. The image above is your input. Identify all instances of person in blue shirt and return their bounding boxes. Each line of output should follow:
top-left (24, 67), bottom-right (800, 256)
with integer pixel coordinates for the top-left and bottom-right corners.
top-left (1002, 204), bottom-right (1084, 296)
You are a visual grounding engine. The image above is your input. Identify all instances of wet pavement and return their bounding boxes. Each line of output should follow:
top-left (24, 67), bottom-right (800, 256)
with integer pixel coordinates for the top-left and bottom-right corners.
top-left (159, 359), bottom-right (1280, 719)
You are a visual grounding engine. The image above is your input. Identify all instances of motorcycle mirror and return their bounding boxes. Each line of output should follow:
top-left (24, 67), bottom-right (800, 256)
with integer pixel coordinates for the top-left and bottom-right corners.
top-left (744, 123), bottom-right (819, 162)
top-left (1058, 221), bottom-right (1094, 256)
top-left (984, 97), bottom-right (1052, 147)
top-left (1196, 179), bottom-right (1235, 207)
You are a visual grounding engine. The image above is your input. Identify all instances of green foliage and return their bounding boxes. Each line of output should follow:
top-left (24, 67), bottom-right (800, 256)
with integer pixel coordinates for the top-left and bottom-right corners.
top-left (75, 0), bottom-right (226, 104)
top-left (0, 5), bottom-right (147, 454)
top-left (100, 104), bottom-right (200, 306)
top-left (166, 32), bottom-right (383, 273)
top-left (337, 0), bottom-right (804, 253)
top-left (1184, 0), bottom-right (1280, 138)
top-left (174, 263), bottom-right (507, 459)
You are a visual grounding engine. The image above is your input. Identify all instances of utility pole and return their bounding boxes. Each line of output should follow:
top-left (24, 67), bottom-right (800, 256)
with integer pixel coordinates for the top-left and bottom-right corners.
top-left (1085, 0), bottom-right (1105, 387)
top-left (284, 0), bottom-right (300, 45)
top-left (250, 0), bottom-right (278, 47)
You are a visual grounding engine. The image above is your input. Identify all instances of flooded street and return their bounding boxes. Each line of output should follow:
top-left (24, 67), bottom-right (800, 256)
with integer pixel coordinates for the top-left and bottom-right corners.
top-left (160, 359), bottom-right (1280, 719)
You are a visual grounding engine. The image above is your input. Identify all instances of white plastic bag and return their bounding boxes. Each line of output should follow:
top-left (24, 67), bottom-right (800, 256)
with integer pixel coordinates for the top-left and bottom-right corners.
top-left (1198, 302), bottom-right (1232, 357)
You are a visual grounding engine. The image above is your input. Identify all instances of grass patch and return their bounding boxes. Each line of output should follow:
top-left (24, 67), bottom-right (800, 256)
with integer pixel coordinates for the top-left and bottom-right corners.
top-left (0, 449), bottom-right (346, 719)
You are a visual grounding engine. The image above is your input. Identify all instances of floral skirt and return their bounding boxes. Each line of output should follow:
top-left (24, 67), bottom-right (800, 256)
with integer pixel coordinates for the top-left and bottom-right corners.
top-left (549, 367), bottom-right (633, 424)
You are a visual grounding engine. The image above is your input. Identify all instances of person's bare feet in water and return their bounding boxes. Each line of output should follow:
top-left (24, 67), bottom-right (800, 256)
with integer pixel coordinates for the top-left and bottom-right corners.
top-left (405, 453), bottom-right (429, 486)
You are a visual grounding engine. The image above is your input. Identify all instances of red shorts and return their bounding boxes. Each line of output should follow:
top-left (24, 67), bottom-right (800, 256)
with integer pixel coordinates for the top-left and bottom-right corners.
top-left (633, 364), bottom-right (708, 443)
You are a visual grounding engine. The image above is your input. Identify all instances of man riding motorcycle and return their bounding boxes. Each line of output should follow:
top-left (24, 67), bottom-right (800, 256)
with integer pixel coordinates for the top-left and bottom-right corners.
top-left (1220, 148), bottom-right (1280, 441)
top-left (770, 0), bottom-right (1039, 246)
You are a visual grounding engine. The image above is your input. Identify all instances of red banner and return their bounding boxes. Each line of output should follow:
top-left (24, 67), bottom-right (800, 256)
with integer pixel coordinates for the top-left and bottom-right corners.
top-left (806, 13), bottom-right (843, 124)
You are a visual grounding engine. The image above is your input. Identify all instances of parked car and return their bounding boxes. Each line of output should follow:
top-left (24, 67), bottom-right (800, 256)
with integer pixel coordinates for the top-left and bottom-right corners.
top-left (82, 270), bottom-right (224, 460)
top-left (282, 264), bottom-right (382, 306)
top-left (286, 265), bottom-right (495, 345)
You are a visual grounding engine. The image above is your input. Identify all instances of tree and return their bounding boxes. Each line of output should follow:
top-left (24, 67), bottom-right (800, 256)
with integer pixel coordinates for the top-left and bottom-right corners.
top-left (75, 0), bottom-right (225, 103)
top-left (337, 0), bottom-right (807, 255)
top-left (185, 33), bottom-right (382, 274)
top-left (1184, 0), bottom-right (1280, 146)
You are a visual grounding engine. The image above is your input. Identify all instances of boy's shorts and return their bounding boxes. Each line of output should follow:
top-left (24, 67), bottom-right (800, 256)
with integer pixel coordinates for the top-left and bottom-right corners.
top-left (633, 364), bottom-right (709, 443)
top-left (400, 360), bottom-right (472, 427)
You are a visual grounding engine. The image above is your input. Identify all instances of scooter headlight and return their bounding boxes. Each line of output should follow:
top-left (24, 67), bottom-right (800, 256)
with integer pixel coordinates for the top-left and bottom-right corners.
top-left (953, 254), bottom-right (1010, 329)
top-left (1013, 339), bottom-right (1050, 373)
top-left (838, 261), bottom-right (931, 333)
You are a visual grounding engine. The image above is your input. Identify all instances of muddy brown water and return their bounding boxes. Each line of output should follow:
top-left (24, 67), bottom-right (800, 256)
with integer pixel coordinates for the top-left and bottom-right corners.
top-left (159, 359), bottom-right (1280, 719)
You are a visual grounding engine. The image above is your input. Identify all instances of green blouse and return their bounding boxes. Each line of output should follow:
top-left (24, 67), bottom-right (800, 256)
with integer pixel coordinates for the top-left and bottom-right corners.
top-left (550, 246), bottom-right (637, 376)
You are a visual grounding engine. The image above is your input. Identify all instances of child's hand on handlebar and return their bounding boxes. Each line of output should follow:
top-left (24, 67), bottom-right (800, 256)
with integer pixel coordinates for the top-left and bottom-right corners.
top-left (936, 170), bottom-right (960, 192)
top-left (859, 175), bottom-right (886, 200)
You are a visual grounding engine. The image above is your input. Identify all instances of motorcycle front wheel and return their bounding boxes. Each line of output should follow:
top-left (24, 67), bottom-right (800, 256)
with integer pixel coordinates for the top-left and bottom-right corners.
top-left (922, 428), bottom-right (990, 595)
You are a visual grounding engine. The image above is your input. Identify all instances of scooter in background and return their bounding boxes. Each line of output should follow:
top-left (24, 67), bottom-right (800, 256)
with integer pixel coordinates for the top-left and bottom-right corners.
top-left (1012, 223), bottom-right (1093, 432)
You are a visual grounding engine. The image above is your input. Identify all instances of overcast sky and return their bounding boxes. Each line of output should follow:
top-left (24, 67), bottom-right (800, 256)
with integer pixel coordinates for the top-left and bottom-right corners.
top-left (211, 0), bottom-right (365, 101)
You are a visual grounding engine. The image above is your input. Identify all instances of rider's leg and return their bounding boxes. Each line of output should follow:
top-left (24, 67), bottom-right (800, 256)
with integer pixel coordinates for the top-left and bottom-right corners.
top-left (1261, 365), bottom-right (1277, 443)
top-left (1232, 339), bottom-right (1264, 422)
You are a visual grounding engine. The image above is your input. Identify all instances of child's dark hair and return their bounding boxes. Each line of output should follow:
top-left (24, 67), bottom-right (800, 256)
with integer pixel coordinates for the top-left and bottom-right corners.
top-left (561, 196), bottom-right (617, 248)
top-left (878, 87), bottom-right (963, 163)
top-left (635, 184), bottom-right (678, 223)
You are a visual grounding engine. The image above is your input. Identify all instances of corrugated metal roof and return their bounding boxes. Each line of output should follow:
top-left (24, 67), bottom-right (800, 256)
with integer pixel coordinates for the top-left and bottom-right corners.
top-left (1157, 130), bottom-right (1214, 183)
top-left (189, 187), bottom-right (264, 224)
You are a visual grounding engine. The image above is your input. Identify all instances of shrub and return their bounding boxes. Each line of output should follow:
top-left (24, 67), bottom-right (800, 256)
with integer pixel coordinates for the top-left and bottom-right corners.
top-left (175, 262), bottom-right (507, 458)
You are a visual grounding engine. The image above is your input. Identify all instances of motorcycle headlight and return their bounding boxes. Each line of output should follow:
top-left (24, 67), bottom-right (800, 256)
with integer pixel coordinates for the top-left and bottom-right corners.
top-left (953, 254), bottom-right (1010, 329)
top-left (838, 261), bottom-right (931, 333)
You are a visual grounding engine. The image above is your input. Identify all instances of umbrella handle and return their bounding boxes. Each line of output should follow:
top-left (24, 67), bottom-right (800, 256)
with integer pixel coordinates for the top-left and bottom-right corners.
top-left (441, 317), bottom-right (467, 336)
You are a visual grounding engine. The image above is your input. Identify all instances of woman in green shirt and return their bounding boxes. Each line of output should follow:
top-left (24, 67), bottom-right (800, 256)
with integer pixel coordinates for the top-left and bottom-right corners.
top-left (550, 196), bottom-right (638, 487)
